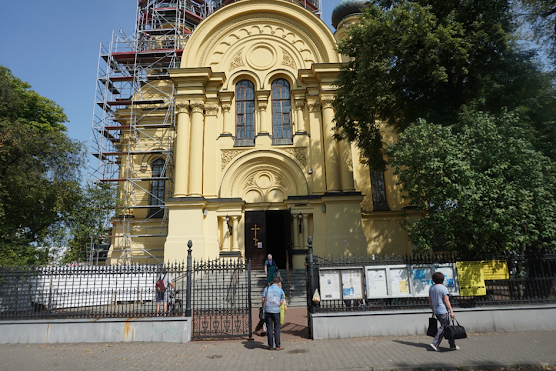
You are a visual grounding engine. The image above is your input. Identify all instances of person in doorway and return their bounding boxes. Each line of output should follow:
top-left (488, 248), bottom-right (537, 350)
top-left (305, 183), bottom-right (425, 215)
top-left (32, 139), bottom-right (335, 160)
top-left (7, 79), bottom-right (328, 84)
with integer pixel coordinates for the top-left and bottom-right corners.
top-left (155, 270), bottom-right (176, 316)
top-left (429, 271), bottom-right (459, 351)
top-left (262, 276), bottom-right (285, 350)
top-left (264, 254), bottom-right (279, 286)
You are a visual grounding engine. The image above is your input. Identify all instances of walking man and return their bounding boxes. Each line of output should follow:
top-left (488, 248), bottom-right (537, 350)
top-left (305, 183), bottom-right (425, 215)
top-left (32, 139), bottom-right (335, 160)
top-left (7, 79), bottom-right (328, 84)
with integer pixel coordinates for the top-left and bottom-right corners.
top-left (429, 271), bottom-right (459, 351)
top-left (262, 276), bottom-right (285, 350)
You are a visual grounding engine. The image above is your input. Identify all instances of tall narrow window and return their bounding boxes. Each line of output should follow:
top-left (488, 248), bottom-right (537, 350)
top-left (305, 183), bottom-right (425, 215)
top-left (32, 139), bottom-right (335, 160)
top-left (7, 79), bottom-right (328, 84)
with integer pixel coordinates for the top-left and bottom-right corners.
top-left (148, 158), bottom-right (165, 218)
top-left (235, 80), bottom-right (255, 145)
top-left (271, 79), bottom-right (292, 144)
top-left (370, 170), bottom-right (390, 211)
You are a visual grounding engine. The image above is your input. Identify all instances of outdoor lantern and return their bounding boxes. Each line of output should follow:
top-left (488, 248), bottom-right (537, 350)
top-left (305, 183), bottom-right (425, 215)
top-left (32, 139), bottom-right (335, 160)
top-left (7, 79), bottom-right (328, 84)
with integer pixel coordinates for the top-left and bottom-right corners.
top-left (226, 215), bottom-right (233, 236)
top-left (298, 212), bottom-right (303, 234)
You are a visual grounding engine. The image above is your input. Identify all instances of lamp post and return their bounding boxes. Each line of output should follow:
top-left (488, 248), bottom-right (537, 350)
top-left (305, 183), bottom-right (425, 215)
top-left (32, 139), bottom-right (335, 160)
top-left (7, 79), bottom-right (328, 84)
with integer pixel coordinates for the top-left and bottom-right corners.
top-left (298, 212), bottom-right (303, 234)
top-left (226, 215), bottom-right (233, 236)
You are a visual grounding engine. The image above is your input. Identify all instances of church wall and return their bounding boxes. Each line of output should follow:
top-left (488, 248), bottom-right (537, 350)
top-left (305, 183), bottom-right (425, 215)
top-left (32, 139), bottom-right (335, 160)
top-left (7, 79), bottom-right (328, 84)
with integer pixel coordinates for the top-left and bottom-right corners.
top-left (108, 0), bottom-right (417, 266)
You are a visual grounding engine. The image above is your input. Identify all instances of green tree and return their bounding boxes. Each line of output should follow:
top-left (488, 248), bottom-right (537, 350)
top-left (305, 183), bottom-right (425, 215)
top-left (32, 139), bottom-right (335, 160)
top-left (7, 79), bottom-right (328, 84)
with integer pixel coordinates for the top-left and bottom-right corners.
top-left (518, 0), bottom-right (556, 64)
top-left (333, 0), bottom-right (531, 169)
top-left (386, 110), bottom-right (556, 256)
top-left (0, 66), bottom-right (115, 265)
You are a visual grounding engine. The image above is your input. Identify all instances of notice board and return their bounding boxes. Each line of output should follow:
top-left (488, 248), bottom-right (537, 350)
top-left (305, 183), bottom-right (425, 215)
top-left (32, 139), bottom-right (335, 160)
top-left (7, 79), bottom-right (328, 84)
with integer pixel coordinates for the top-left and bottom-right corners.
top-left (388, 265), bottom-right (412, 297)
top-left (365, 266), bottom-right (389, 298)
top-left (341, 269), bottom-right (364, 300)
top-left (319, 269), bottom-right (342, 300)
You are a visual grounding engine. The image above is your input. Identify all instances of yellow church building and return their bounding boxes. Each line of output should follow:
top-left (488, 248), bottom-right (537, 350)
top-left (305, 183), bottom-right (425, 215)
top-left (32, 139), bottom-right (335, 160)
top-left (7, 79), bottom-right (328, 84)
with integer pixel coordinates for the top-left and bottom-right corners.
top-left (90, 0), bottom-right (414, 269)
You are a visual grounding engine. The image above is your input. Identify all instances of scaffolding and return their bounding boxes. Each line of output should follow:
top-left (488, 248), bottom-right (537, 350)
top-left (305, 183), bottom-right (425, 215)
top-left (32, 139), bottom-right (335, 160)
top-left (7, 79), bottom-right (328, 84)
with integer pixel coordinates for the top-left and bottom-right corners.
top-left (87, 0), bottom-right (321, 265)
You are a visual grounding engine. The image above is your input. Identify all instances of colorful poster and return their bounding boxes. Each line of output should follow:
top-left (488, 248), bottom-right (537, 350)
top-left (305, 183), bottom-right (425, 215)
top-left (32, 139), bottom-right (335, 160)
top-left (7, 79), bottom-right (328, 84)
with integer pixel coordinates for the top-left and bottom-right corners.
top-left (319, 269), bottom-right (342, 300)
top-left (456, 261), bottom-right (486, 296)
top-left (434, 264), bottom-right (460, 296)
top-left (341, 269), bottom-right (364, 300)
top-left (412, 266), bottom-right (433, 297)
top-left (482, 260), bottom-right (509, 280)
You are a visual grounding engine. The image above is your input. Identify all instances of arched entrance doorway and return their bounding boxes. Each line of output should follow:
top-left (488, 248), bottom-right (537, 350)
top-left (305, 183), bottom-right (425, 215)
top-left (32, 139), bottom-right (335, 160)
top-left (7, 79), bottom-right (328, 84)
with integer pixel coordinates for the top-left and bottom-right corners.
top-left (244, 209), bottom-right (293, 270)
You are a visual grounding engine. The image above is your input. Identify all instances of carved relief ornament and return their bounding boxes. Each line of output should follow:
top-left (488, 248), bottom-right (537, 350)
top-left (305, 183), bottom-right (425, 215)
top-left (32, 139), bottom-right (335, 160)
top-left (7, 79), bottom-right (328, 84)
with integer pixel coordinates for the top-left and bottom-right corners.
top-left (306, 98), bottom-right (321, 112)
top-left (205, 103), bottom-right (219, 116)
top-left (283, 148), bottom-right (308, 166)
top-left (175, 101), bottom-right (190, 114)
top-left (221, 149), bottom-right (247, 170)
top-left (320, 94), bottom-right (335, 109)
top-left (229, 48), bottom-right (245, 71)
top-left (281, 47), bottom-right (296, 69)
top-left (190, 100), bottom-right (205, 113)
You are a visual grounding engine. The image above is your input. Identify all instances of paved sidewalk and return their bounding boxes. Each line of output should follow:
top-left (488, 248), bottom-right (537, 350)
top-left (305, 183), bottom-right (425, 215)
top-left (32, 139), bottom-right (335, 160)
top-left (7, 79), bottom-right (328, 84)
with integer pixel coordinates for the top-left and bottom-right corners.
top-left (1, 330), bottom-right (556, 371)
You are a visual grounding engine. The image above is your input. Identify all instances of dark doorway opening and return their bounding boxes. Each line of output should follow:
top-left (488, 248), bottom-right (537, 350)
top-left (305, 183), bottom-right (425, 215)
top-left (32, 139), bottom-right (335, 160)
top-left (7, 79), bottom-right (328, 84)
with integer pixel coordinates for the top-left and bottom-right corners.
top-left (244, 210), bottom-right (292, 270)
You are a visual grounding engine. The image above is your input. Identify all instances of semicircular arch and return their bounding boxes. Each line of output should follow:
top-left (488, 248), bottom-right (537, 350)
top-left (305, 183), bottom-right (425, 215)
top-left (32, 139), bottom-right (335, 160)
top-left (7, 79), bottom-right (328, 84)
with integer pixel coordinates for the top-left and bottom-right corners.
top-left (181, 0), bottom-right (340, 72)
top-left (220, 150), bottom-right (309, 201)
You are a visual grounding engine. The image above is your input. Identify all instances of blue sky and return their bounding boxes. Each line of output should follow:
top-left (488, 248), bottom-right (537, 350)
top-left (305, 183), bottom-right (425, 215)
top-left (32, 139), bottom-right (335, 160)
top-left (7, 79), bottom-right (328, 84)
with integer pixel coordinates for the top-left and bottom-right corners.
top-left (0, 1), bottom-right (342, 155)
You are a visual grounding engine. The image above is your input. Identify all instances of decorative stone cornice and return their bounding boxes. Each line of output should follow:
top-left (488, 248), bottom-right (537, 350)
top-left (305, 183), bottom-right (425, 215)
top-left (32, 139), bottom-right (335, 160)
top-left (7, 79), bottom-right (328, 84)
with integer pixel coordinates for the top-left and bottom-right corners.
top-left (190, 100), bottom-right (205, 114)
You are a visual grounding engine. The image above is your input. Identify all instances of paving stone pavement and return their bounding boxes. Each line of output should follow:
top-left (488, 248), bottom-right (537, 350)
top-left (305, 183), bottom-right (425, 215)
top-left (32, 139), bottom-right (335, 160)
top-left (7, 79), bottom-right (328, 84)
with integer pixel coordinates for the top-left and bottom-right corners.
top-left (1, 330), bottom-right (555, 371)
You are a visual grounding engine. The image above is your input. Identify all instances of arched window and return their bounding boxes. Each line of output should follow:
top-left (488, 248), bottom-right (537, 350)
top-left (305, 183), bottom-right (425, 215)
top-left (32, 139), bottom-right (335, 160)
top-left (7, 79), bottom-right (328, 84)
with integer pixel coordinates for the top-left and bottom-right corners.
top-left (236, 80), bottom-right (255, 143)
top-left (148, 158), bottom-right (165, 218)
top-left (271, 79), bottom-right (292, 144)
top-left (370, 170), bottom-right (390, 211)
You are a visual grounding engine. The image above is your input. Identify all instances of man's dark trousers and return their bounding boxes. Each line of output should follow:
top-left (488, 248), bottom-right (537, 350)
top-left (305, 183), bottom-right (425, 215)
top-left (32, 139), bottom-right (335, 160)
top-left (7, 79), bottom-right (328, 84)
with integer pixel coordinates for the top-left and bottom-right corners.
top-left (265, 312), bottom-right (281, 349)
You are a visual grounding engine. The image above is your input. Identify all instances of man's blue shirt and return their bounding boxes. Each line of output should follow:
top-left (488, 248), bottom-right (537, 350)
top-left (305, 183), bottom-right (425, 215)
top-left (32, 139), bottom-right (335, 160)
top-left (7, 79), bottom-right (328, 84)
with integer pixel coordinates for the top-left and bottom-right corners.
top-left (263, 284), bottom-right (284, 314)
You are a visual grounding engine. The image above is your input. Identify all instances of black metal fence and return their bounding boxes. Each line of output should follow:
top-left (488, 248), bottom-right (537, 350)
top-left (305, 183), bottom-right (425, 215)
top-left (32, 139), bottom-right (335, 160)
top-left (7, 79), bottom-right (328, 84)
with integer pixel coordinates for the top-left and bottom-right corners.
top-left (191, 258), bottom-right (252, 339)
top-left (0, 263), bottom-right (188, 320)
top-left (306, 249), bottom-right (556, 313)
top-left (0, 241), bottom-right (252, 341)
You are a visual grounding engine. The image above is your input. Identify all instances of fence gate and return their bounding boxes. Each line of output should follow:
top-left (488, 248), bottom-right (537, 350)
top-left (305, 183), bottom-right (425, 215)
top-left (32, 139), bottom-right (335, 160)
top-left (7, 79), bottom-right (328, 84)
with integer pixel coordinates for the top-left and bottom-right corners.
top-left (191, 258), bottom-right (252, 339)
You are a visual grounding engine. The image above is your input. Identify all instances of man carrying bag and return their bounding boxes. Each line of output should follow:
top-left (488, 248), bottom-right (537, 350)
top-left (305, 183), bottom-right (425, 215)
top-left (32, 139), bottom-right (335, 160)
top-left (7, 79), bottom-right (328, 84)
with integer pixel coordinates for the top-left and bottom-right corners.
top-left (428, 272), bottom-right (460, 351)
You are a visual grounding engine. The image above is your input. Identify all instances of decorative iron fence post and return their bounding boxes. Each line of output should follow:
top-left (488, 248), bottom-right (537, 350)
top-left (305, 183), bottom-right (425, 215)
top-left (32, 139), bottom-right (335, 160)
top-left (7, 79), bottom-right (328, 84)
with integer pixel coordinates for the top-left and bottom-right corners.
top-left (186, 240), bottom-right (192, 317)
top-left (307, 236), bottom-right (315, 314)
top-left (307, 236), bottom-right (315, 339)
top-left (247, 260), bottom-right (253, 340)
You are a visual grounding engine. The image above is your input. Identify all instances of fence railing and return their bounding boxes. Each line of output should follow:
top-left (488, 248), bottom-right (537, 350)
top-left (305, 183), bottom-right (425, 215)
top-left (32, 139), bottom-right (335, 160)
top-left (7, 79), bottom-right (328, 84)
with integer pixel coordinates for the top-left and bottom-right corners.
top-left (307, 250), bottom-right (556, 313)
top-left (0, 263), bottom-right (188, 320)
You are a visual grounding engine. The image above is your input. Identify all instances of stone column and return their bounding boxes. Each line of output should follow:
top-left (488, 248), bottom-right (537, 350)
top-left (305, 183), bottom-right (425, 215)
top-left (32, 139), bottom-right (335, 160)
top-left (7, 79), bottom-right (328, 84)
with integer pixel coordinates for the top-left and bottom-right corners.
top-left (295, 99), bottom-right (306, 133)
top-left (188, 99), bottom-right (204, 196)
top-left (220, 216), bottom-right (229, 252)
top-left (307, 98), bottom-right (326, 194)
top-left (221, 101), bottom-right (233, 135)
top-left (174, 101), bottom-right (190, 197)
top-left (232, 216), bottom-right (239, 252)
top-left (339, 139), bottom-right (355, 192)
top-left (292, 214), bottom-right (299, 249)
top-left (302, 213), bottom-right (309, 249)
top-left (258, 99), bottom-right (269, 135)
top-left (203, 102), bottom-right (219, 197)
top-left (320, 94), bottom-right (340, 192)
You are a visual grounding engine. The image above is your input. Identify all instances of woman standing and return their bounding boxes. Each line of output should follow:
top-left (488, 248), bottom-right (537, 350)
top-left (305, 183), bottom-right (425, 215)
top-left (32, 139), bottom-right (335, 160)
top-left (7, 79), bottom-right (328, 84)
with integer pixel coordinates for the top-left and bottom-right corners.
top-left (264, 254), bottom-right (279, 286)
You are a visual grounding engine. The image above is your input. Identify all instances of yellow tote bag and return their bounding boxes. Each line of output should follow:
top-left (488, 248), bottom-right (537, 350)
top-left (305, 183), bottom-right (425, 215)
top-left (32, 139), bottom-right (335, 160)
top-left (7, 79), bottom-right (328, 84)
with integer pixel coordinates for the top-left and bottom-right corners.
top-left (280, 303), bottom-right (286, 324)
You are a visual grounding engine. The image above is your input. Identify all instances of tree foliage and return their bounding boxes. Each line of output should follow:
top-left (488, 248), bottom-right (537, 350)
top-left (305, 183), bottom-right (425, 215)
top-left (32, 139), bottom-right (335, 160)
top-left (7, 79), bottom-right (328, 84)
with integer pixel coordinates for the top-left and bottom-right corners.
top-left (387, 110), bottom-right (556, 256)
top-left (332, 0), bottom-right (554, 169)
top-left (518, 0), bottom-right (556, 64)
top-left (0, 66), bottom-right (115, 265)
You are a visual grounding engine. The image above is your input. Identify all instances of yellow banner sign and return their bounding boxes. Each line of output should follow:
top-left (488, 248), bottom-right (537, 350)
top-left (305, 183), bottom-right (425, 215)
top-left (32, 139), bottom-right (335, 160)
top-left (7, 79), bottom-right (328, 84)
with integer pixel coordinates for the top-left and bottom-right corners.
top-left (456, 261), bottom-right (486, 296)
top-left (481, 260), bottom-right (509, 280)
